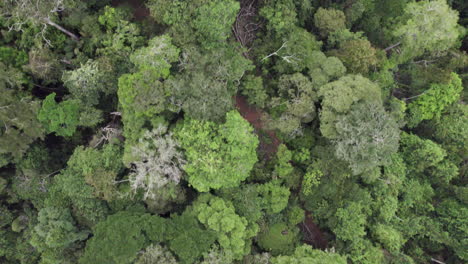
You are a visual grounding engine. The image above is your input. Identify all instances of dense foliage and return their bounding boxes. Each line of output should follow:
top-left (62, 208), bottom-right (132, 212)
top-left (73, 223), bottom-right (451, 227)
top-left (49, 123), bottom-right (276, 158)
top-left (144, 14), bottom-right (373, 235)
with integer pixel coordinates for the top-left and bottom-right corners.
top-left (0, 0), bottom-right (466, 263)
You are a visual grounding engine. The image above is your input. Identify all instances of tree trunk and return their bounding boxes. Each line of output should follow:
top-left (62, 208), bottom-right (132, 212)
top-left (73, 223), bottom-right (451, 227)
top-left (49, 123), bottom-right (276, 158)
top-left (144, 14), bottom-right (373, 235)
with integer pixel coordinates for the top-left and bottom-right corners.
top-left (44, 17), bottom-right (79, 41)
top-left (384, 42), bottom-right (401, 52)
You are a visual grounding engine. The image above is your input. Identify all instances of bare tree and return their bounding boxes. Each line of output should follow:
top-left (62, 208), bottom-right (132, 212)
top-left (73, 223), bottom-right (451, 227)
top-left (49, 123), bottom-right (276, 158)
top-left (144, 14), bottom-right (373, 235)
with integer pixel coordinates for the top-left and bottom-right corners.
top-left (128, 125), bottom-right (186, 200)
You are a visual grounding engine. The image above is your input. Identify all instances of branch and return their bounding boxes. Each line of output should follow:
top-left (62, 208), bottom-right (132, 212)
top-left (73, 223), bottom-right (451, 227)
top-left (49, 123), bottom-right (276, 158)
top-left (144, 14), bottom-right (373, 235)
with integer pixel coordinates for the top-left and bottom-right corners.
top-left (431, 258), bottom-right (446, 264)
top-left (262, 42), bottom-right (288, 61)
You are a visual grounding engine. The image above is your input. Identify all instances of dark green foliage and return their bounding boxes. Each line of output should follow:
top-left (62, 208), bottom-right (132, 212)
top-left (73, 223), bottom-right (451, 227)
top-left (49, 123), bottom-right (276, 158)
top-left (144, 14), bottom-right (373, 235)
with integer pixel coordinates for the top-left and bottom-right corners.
top-left (0, 89), bottom-right (44, 164)
top-left (167, 45), bottom-right (253, 121)
top-left (80, 212), bottom-right (167, 264)
top-left (165, 211), bottom-right (216, 264)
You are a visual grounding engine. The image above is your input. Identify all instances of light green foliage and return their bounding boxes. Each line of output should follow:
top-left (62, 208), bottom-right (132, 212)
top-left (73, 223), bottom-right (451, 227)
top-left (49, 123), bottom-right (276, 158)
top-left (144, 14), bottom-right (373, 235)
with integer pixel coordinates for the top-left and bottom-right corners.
top-left (118, 36), bottom-right (179, 139)
top-left (287, 205), bottom-right (305, 226)
top-left (333, 202), bottom-right (367, 241)
top-left (436, 199), bottom-right (468, 260)
top-left (80, 212), bottom-right (167, 264)
top-left (166, 211), bottom-right (217, 264)
top-left (334, 101), bottom-right (400, 175)
top-left (271, 245), bottom-right (347, 264)
top-left (193, 195), bottom-right (257, 260)
top-left (130, 35), bottom-right (180, 79)
top-left (407, 72), bottom-right (463, 127)
top-left (175, 111), bottom-right (258, 192)
top-left (241, 75), bottom-right (268, 108)
top-left (97, 6), bottom-right (144, 57)
top-left (393, 0), bottom-right (462, 60)
top-left (30, 207), bottom-right (88, 252)
top-left (275, 144), bottom-right (294, 178)
top-left (318, 74), bottom-right (382, 139)
top-left (332, 39), bottom-right (378, 74)
top-left (118, 71), bottom-right (166, 140)
top-left (37, 93), bottom-right (80, 137)
top-left (260, 0), bottom-right (298, 36)
top-left (62, 60), bottom-right (107, 106)
top-left (136, 244), bottom-right (178, 264)
top-left (314, 8), bottom-right (347, 37)
top-left (432, 103), bottom-right (467, 158)
top-left (371, 224), bottom-right (404, 253)
top-left (0, 87), bottom-right (44, 162)
top-left (167, 45), bottom-right (253, 121)
top-left (98, 6), bottom-right (131, 29)
top-left (258, 180), bottom-right (290, 214)
top-left (302, 168), bottom-right (322, 196)
top-left (193, 0), bottom-right (239, 49)
top-left (257, 222), bottom-right (300, 256)
top-left (328, 29), bottom-right (365, 48)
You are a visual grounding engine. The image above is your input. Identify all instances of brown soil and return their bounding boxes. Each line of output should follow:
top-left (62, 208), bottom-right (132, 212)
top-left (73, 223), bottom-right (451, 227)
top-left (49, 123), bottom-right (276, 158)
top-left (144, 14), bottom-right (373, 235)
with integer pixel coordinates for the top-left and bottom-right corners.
top-left (299, 211), bottom-right (329, 249)
top-left (235, 95), bottom-right (280, 159)
top-left (111, 0), bottom-right (150, 21)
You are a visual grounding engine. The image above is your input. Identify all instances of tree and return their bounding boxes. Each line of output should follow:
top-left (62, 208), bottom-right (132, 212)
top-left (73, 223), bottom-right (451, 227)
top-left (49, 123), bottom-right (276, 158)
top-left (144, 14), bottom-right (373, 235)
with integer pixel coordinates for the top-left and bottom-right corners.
top-left (165, 211), bottom-right (217, 264)
top-left (392, 0), bottom-right (462, 60)
top-left (30, 207), bottom-right (88, 260)
top-left (129, 34), bottom-right (180, 79)
top-left (193, 194), bottom-right (258, 260)
top-left (62, 60), bottom-right (108, 106)
top-left (399, 132), bottom-right (446, 173)
top-left (332, 202), bottom-right (367, 242)
top-left (240, 75), bottom-right (268, 108)
top-left (259, 0), bottom-right (298, 36)
top-left (37, 93), bottom-right (81, 137)
top-left (269, 73), bottom-right (318, 136)
top-left (257, 222), bottom-right (300, 256)
top-left (270, 245), bottom-right (347, 264)
top-left (258, 181), bottom-right (290, 214)
top-left (0, 86), bottom-right (44, 164)
top-left (331, 39), bottom-right (378, 74)
top-left (166, 45), bottom-right (253, 121)
top-left (135, 244), bottom-right (178, 264)
top-left (407, 72), bottom-right (463, 127)
top-left (314, 8), bottom-right (347, 37)
top-left (126, 126), bottom-right (186, 204)
top-left (55, 144), bottom-right (122, 203)
top-left (306, 51), bottom-right (346, 88)
top-left (193, 0), bottom-right (239, 49)
top-left (333, 102), bottom-right (400, 175)
top-left (318, 75), bottom-right (382, 139)
top-left (80, 212), bottom-right (168, 264)
top-left (175, 111), bottom-right (259, 192)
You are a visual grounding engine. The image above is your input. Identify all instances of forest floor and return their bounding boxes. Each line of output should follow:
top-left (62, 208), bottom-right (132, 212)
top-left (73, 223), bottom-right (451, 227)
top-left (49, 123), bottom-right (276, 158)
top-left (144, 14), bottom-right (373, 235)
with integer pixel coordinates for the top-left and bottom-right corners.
top-left (111, 0), bottom-right (149, 20)
top-left (235, 95), bottom-right (281, 159)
